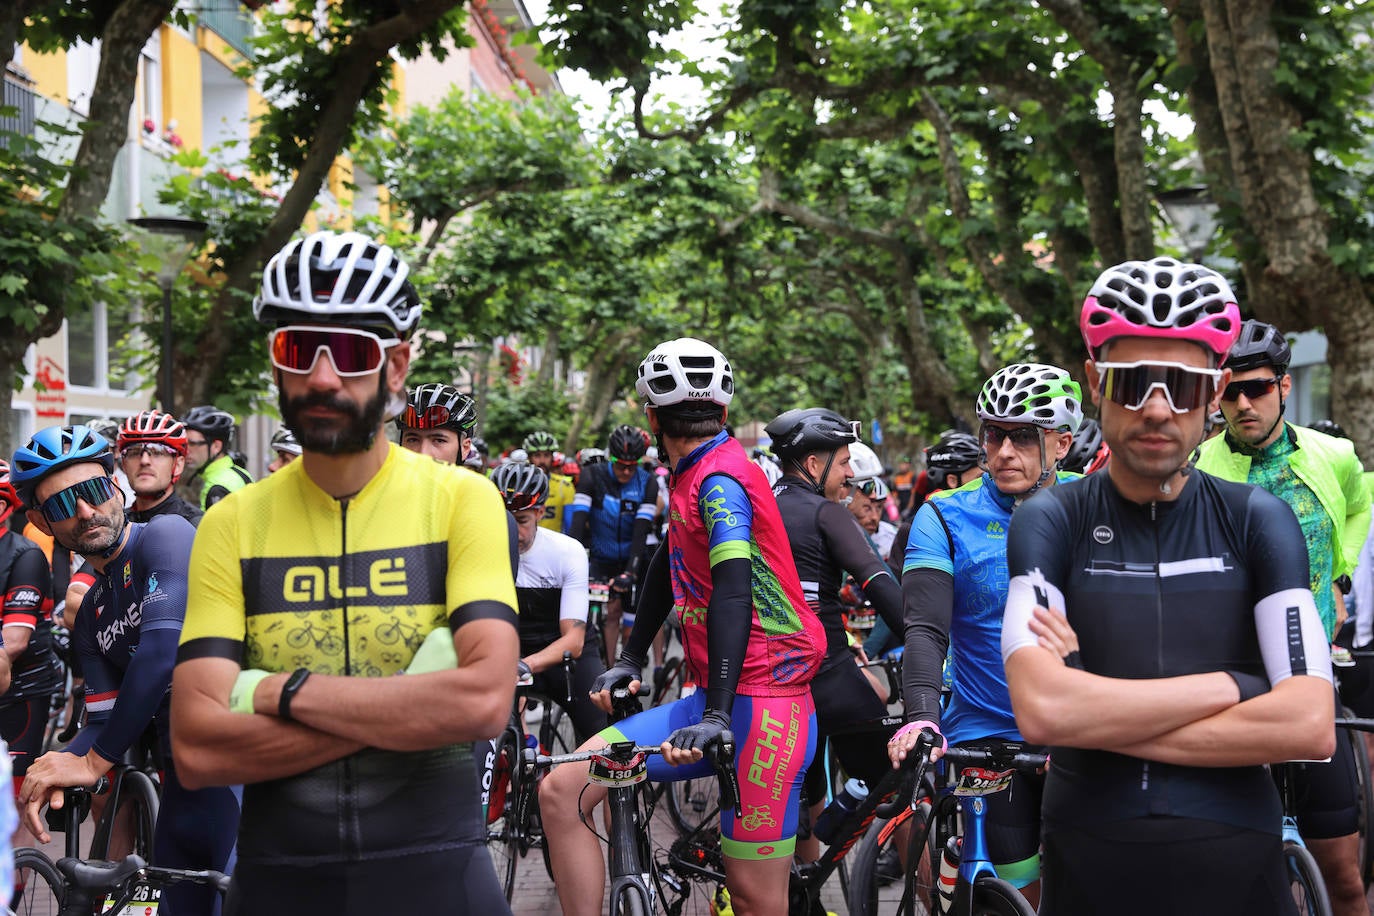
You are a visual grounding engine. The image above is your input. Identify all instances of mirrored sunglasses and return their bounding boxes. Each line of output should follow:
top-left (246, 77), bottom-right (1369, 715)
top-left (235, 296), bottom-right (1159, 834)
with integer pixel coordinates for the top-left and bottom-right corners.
top-left (39, 475), bottom-right (119, 523)
top-left (1220, 376), bottom-right (1281, 403)
top-left (270, 326), bottom-right (399, 378)
top-left (400, 404), bottom-right (457, 430)
top-left (1096, 360), bottom-right (1221, 414)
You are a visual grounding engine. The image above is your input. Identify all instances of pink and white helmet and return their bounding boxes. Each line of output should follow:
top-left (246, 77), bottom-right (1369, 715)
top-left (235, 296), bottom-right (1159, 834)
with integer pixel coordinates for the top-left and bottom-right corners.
top-left (1080, 257), bottom-right (1241, 362)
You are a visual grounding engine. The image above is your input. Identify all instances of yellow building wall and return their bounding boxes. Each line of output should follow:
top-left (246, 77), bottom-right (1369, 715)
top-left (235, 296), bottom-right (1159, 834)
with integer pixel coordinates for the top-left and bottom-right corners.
top-left (197, 25), bottom-right (245, 73)
top-left (21, 47), bottom-right (67, 104)
top-left (160, 25), bottom-right (203, 150)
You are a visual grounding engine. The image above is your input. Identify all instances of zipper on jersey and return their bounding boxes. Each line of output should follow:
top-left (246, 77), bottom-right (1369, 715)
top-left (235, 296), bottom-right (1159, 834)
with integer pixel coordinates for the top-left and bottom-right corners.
top-left (340, 499), bottom-right (352, 676)
top-left (339, 497), bottom-right (358, 856)
top-left (1147, 499), bottom-right (1162, 795)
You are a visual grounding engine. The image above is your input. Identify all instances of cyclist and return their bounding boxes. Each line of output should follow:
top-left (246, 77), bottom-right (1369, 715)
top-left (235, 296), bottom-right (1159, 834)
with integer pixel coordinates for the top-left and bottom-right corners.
top-left (181, 405), bottom-right (253, 509)
top-left (542, 337), bottom-right (824, 916)
top-left (1195, 318), bottom-right (1370, 916)
top-left (0, 459), bottom-right (48, 853)
top-left (12, 424), bottom-right (239, 916)
top-left (491, 461), bottom-right (606, 740)
top-left (265, 426), bottom-right (301, 474)
top-left (765, 407), bottom-right (904, 855)
top-left (522, 431), bottom-right (577, 534)
top-left (567, 424), bottom-right (659, 665)
top-left (396, 382), bottom-right (479, 465)
top-left (117, 410), bottom-right (203, 526)
top-left (1001, 257), bottom-right (1335, 915)
top-left (889, 363), bottom-right (1084, 905)
top-left (170, 230), bottom-right (518, 915)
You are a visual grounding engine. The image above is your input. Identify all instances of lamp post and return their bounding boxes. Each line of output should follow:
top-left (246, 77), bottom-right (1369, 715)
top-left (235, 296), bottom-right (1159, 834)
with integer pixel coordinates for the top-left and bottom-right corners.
top-left (127, 217), bottom-right (206, 418)
top-left (1155, 185), bottom-right (1219, 264)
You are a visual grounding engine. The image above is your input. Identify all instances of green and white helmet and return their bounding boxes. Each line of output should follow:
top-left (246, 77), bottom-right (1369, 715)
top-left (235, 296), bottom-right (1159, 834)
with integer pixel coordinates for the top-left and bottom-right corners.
top-left (976, 364), bottom-right (1083, 434)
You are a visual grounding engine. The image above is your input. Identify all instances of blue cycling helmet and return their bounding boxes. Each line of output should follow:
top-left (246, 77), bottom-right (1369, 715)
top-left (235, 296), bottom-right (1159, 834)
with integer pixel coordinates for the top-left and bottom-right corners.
top-left (11, 425), bottom-right (115, 508)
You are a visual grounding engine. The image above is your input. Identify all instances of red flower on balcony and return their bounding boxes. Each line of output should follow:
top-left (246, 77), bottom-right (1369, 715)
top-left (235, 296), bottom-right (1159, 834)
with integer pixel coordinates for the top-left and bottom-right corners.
top-left (142, 118), bottom-right (155, 134)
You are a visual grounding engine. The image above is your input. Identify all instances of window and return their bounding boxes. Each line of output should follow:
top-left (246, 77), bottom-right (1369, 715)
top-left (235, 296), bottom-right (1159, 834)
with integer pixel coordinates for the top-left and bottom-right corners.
top-left (67, 302), bottom-right (140, 394)
top-left (140, 30), bottom-right (162, 138)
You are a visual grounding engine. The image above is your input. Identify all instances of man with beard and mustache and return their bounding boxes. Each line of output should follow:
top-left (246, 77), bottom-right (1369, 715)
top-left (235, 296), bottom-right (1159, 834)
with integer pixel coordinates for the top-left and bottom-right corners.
top-left (170, 230), bottom-right (519, 916)
top-left (12, 424), bottom-right (240, 916)
top-left (1000, 258), bottom-right (1335, 915)
top-left (1195, 319), bottom-right (1371, 916)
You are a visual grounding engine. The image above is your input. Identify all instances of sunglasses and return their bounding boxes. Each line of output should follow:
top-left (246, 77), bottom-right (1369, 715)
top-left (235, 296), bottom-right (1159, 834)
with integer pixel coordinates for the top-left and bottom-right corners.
top-left (270, 326), bottom-right (399, 378)
top-left (118, 442), bottom-right (179, 461)
top-left (39, 475), bottom-right (119, 523)
top-left (1096, 360), bottom-right (1221, 414)
top-left (982, 426), bottom-right (1042, 449)
top-left (1220, 375), bottom-right (1281, 403)
top-left (856, 478), bottom-right (889, 499)
top-left (400, 404), bottom-right (461, 430)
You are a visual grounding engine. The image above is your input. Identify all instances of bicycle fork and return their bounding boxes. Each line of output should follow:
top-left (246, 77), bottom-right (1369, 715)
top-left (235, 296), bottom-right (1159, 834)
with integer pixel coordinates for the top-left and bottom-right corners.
top-left (606, 785), bottom-right (656, 910)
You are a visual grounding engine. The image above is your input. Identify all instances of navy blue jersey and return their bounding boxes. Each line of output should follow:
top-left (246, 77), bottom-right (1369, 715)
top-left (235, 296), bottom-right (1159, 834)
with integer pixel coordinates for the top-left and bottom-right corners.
top-left (69, 514), bottom-right (195, 763)
top-left (1001, 471), bottom-right (1331, 833)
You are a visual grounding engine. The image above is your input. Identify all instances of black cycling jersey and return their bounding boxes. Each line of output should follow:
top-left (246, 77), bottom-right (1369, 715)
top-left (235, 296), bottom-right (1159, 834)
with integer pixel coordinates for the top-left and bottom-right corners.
top-left (128, 493), bottom-right (203, 527)
top-left (0, 529), bottom-right (62, 702)
top-left (1002, 470), bottom-right (1332, 834)
top-left (772, 475), bottom-right (902, 665)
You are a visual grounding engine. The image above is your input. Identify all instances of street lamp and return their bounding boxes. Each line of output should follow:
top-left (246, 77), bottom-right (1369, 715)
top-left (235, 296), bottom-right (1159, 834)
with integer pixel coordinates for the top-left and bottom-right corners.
top-left (127, 217), bottom-right (206, 418)
top-left (1155, 185), bottom-right (1218, 264)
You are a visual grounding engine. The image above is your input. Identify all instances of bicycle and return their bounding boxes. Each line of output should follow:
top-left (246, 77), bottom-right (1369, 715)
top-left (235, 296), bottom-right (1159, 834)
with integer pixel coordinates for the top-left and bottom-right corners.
top-left (13, 782), bottom-right (226, 916)
top-left (10, 774), bottom-right (192, 916)
top-left (662, 714), bottom-right (920, 915)
top-left (847, 732), bottom-right (1043, 916)
top-left (522, 687), bottom-right (740, 916)
top-left (1274, 759), bottom-right (1334, 916)
top-left (485, 653), bottom-right (580, 900)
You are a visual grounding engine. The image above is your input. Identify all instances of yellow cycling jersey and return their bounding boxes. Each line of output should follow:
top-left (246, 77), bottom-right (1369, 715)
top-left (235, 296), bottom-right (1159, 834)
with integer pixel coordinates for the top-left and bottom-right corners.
top-left (179, 443), bottom-right (517, 676)
top-left (540, 472), bottom-right (578, 534)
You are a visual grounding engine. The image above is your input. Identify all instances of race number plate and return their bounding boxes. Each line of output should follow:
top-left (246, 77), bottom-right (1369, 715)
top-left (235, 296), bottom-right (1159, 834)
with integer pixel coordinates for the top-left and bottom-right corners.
top-left (953, 766), bottom-right (1015, 797)
top-left (587, 748), bottom-right (649, 787)
top-left (104, 880), bottom-right (160, 916)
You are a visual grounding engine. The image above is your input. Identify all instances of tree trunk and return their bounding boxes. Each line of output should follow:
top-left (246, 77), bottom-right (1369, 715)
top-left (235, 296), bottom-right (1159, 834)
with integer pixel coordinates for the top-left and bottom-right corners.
top-left (565, 329), bottom-right (636, 451)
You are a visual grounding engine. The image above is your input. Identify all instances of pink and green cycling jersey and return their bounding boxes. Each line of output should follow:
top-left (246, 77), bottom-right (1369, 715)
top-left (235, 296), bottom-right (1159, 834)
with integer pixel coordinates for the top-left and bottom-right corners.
top-left (667, 432), bottom-right (824, 697)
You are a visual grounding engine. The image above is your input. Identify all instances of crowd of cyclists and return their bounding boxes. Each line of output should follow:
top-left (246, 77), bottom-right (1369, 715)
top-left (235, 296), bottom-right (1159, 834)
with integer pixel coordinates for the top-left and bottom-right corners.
top-left (1, 230), bottom-right (1371, 916)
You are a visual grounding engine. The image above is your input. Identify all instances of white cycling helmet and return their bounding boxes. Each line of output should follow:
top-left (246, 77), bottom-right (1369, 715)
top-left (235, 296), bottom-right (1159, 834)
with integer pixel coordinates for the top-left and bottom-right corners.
top-left (976, 364), bottom-right (1083, 434)
top-left (1080, 257), bottom-right (1240, 361)
top-left (255, 230), bottom-right (422, 334)
top-left (847, 441), bottom-right (884, 482)
top-left (636, 338), bottom-right (734, 409)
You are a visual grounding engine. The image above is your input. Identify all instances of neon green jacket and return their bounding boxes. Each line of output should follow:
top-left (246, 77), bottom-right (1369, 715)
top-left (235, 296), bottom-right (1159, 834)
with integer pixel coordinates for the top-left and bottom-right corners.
top-left (196, 453), bottom-right (253, 510)
top-left (1196, 423), bottom-right (1370, 578)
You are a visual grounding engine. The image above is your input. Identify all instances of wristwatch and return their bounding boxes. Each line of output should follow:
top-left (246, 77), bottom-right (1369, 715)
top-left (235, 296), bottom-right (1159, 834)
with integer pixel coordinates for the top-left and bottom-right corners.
top-left (278, 668), bottom-right (311, 720)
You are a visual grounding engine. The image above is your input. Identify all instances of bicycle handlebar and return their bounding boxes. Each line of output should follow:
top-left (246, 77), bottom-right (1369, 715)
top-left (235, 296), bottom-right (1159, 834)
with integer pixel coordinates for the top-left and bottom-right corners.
top-left (1336, 717), bottom-right (1374, 734)
top-left (874, 731), bottom-right (1049, 818)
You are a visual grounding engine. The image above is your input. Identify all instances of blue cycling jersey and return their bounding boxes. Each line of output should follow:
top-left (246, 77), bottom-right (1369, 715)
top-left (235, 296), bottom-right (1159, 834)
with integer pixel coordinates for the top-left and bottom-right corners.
top-left (904, 472), bottom-right (1078, 746)
top-left (568, 463), bottom-right (659, 567)
top-left (69, 514), bottom-right (195, 763)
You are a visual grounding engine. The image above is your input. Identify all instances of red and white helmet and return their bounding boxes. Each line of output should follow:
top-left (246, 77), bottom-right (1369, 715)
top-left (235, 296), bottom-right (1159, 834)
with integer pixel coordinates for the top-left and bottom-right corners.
top-left (118, 410), bottom-right (189, 455)
top-left (1080, 257), bottom-right (1241, 362)
top-left (0, 459), bottom-right (19, 523)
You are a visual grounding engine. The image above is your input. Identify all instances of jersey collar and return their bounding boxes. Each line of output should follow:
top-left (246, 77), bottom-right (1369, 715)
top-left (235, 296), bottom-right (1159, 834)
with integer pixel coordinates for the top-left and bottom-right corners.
top-left (671, 430), bottom-right (730, 482)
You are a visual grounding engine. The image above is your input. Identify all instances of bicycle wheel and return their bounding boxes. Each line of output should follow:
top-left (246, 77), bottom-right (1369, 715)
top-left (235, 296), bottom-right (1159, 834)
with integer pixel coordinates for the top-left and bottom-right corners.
top-left (484, 729), bottom-right (523, 902)
top-left (12, 848), bottom-right (65, 916)
top-left (611, 886), bottom-right (651, 916)
top-left (970, 876), bottom-right (1036, 916)
top-left (1285, 842), bottom-right (1334, 916)
top-left (847, 800), bottom-right (935, 916)
top-left (1345, 712), bottom-right (1374, 889)
top-left (90, 767), bottom-right (160, 861)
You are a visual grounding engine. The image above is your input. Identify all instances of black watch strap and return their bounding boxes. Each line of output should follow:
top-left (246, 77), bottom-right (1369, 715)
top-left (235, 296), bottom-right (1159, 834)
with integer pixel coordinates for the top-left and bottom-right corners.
top-left (279, 668), bottom-right (311, 720)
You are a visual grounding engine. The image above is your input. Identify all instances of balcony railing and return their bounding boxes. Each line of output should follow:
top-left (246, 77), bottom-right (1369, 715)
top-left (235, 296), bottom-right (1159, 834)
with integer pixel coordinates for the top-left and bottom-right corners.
top-left (197, 2), bottom-right (255, 59)
top-left (0, 70), bottom-right (37, 146)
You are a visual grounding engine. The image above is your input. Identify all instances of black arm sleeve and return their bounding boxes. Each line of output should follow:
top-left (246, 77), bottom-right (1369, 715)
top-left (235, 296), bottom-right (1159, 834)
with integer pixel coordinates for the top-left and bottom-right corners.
top-left (568, 474), bottom-right (594, 545)
top-left (819, 500), bottom-right (904, 636)
top-left (703, 556), bottom-right (751, 714)
top-left (627, 517), bottom-right (652, 576)
top-left (900, 567), bottom-right (954, 725)
top-left (621, 542), bottom-right (672, 664)
top-left (506, 512), bottom-right (519, 578)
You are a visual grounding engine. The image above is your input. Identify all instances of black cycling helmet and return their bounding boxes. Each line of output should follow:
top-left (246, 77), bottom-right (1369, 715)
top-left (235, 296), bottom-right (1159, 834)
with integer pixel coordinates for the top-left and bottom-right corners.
top-left (608, 425), bottom-right (649, 463)
top-left (924, 431), bottom-right (983, 481)
top-left (1060, 418), bottom-right (1105, 475)
top-left (1309, 419), bottom-right (1348, 440)
top-left (766, 408), bottom-right (860, 496)
top-left (765, 408), bottom-right (859, 463)
top-left (181, 405), bottom-right (237, 442)
top-left (396, 383), bottom-right (477, 433)
top-left (523, 430), bottom-right (559, 453)
top-left (1226, 319), bottom-right (1292, 374)
top-left (491, 461), bottom-right (550, 511)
